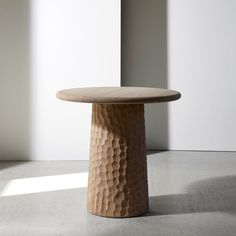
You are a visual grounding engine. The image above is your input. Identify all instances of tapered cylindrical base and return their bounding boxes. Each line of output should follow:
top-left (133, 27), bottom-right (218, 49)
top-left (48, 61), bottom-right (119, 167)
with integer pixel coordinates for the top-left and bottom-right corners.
top-left (87, 104), bottom-right (149, 217)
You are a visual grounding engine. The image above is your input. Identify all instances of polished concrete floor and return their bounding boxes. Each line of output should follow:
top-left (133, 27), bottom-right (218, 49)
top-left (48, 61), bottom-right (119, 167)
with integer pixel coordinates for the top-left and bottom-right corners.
top-left (0, 151), bottom-right (236, 236)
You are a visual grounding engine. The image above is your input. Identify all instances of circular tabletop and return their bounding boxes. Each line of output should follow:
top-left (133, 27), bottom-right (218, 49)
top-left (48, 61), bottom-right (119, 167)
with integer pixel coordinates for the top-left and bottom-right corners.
top-left (56, 87), bottom-right (181, 104)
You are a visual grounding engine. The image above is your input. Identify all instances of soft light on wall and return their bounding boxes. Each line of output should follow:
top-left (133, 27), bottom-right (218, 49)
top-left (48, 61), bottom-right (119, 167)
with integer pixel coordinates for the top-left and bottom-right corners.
top-left (30, 0), bottom-right (120, 160)
top-left (0, 0), bottom-right (120, 160)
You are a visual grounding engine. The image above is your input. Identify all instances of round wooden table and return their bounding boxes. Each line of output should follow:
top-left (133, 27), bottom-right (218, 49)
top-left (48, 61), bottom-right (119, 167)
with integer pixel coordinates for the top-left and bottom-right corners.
top-left (56, 87), bottom-right (181, 217)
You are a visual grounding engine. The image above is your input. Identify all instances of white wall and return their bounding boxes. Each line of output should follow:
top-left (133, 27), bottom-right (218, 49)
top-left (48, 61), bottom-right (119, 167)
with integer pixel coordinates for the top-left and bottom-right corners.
top-left (122, 0), bottom-right (236, 151)
top-left (168, 0), bottom-right (236, 151)
top-left (0, 0), bottom-right (120, 160)
top-left (31, 0), bottom-right (120, 160)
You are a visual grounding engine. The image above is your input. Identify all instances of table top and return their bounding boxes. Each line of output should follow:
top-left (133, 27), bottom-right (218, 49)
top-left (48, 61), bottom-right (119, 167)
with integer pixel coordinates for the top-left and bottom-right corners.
top-left (56, 87), bottom-right (181, 104)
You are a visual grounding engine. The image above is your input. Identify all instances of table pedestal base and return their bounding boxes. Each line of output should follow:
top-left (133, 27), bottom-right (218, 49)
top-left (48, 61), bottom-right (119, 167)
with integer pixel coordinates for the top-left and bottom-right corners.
top-left (87, 104), bottom-right (149, 217)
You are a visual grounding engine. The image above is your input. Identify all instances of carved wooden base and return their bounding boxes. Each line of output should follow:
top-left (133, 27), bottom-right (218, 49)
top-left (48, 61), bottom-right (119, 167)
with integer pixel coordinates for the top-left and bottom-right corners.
top-left (87, 104), bottom-right (149, 217)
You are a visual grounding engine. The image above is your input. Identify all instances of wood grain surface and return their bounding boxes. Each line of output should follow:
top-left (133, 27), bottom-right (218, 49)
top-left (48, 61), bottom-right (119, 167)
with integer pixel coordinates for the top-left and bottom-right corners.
top-left (56, 87), bottom-right (181, 104)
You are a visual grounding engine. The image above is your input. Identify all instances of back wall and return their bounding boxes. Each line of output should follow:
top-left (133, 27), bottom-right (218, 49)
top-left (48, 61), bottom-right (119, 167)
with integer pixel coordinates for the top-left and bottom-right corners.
top-left (122, 0), bottom-right (236, 151)
top-left (0, 0), bottom-right (120, 160)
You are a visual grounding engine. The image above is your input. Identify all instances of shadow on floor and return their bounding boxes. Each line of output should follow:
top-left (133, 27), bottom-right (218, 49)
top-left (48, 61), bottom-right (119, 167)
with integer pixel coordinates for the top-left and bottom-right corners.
top-left (146, 150), bottom-right (168, 155)
top-left (146, 175), bottom-right (236, 216)
top-left (0, 161), bottom-right (25, 171)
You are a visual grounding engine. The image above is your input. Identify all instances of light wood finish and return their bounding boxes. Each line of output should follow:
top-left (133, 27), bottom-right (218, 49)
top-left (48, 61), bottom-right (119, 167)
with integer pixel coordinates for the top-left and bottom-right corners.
top-left (56, 86), bottom-right (181, 217)
top-left (88, 104), bottom-right (148, 217)
top-left (56, 87), bottom-right (181, 104)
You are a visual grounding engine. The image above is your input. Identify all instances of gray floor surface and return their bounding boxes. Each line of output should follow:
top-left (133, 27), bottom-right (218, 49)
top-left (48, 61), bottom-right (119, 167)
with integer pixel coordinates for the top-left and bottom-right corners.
top-left (0, 151), bottom-right (236, 236)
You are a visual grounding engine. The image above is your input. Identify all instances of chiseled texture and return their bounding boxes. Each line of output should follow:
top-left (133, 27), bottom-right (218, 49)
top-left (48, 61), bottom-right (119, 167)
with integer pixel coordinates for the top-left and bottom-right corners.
top-left (88, 104), bottom-right (149, 217)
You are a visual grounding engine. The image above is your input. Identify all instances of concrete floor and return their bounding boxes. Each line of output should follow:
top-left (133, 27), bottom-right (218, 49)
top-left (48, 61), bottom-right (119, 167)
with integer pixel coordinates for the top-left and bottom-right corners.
top-left (0, 151), bottom-right (236, 236)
